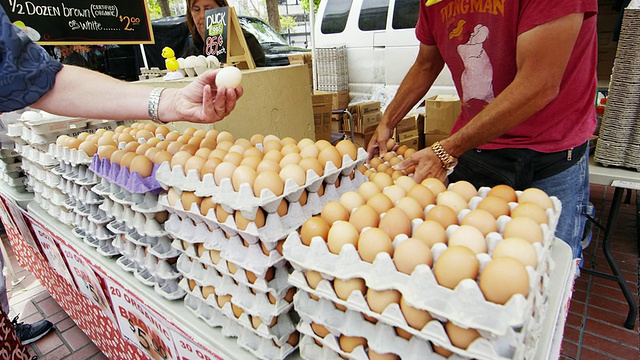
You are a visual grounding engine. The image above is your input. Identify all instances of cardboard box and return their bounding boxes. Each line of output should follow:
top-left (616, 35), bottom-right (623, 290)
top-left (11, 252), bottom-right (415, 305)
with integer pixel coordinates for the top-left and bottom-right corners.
top-left (399, 135), bottom-right (419, 151)
top-left (314, 90), bottom-right (350, 110)
top-left (424, 95), bottom-right (461, 136)
top-left (396, 129), bottom-right (419, 142)
top-left (425, 134), bottom-right (449, 147)
top-left (312, 92), bottom-right (333, 141)
top-left (352, 131), bottom-right (375, 149)
top-left (288, 53), bottom-right (312, 65)
top-left (395, 115), bottom-right (418, 135)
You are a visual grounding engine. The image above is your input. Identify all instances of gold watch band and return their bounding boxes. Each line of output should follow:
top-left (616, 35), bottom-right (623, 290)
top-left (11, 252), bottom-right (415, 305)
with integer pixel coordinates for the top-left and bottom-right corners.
top-left (431, 141), bottom-right (457, 170)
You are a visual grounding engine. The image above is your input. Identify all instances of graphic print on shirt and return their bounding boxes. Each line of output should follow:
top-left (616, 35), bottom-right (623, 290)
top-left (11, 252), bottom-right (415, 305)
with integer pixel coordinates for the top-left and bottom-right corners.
top-left (452, 22), bottom-right (494, 104)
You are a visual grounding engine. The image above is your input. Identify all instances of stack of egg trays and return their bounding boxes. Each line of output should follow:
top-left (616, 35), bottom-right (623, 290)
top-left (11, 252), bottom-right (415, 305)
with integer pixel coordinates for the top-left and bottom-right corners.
top-left (0, 148), bottom-right (26, 190)
top-left (157, 149), bottom-right (368, 360)
top-left (93, 178), bottom-right (184, 301)
top-left (48, 145), bottom-right (118, 256)
top-left (283, 187), bottom-right (561, 360)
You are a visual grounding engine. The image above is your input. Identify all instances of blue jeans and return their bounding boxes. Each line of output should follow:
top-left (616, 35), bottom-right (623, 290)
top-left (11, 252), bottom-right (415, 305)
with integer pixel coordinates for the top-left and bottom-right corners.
top-left (532, 148), bottom-right (591, 259)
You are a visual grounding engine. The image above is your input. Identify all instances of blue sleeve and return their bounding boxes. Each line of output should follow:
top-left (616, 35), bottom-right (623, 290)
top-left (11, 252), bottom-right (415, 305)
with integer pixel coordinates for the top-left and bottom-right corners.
top-left (0, 6), bottom-right (63, 112)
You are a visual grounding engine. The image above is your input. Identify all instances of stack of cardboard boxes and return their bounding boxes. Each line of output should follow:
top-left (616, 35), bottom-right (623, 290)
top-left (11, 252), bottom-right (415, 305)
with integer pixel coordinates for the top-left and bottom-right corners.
top-left (311, 90), bottom-right (351, 142)
top-left (423, 95), bottom-right (461, 146)
top-left (393, 115), bottom-right (423, 151)
top-left (288, 53), bottom-right (314, 86)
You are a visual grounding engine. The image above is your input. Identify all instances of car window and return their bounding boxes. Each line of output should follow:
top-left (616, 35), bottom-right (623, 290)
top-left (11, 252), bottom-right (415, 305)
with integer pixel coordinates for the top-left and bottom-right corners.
top-left (392, 0), bottom-right (420, 29)
top-left (238, 17), bottom-right (288, 45)
top-left (320, 0), bottom-right (352, 34)
top-left (359, 0), bottom-right (389, 31)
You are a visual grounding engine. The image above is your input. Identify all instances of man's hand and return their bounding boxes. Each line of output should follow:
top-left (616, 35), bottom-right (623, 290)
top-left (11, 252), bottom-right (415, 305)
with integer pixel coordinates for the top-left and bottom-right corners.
top-left (366, 125), bottom-right (394, 161)
top-left (169, 69), bottom-right (244, 124)
top-left (394, 146), bottom-right (447, 183)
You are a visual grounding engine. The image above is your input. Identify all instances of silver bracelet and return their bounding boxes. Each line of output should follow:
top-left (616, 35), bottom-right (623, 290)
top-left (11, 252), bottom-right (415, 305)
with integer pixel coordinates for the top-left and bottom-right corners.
top-left (148, 87), bottom-right (166, 123)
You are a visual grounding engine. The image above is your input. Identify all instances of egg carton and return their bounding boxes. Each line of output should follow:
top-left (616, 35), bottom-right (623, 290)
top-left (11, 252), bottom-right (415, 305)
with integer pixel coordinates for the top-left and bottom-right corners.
top-left (165, 213), bottom-right (286, 276)
top-left (18, 111), bottom-right (92, 135)
top-left (0, 171), bottom-right (25, 188)
top-left (176, 251), bottom-right (292, 297)
top-left (116, 255), bottom-right (140, 273)
top-left (101, 199), bottom-right (167, 238)
top-left (155, 147), bottom-right (367, 216)
top-left (47, 144), bottom-right (93, 166)
top-left (133, 268), bottom-right (158, 287)
top-left (294, 284), bottom-right (534, 360)
top-left (158, 178), bottom-right (352, 246)
top-left (60, 164), bottom-right (99, 186)
top-left (0, 148), bottom-right (20, 158)
top-left (180, 279), bottom-right (298, 346)
top-left (0, 160), bottom-right (22, 173)
top-left (283, 211), bottom-right (556, 338)
top-left (22, 146), bottom-right (58, 167)
top-left (146, 236), bottom-right (181, 259)
top-left (107, 219), bottom-right (132, 235)
top-left (7, 123), bottom-right (24, 138)
top-left (176, 253), bottom-right (294, 318)
top-left (89, 155), bottom-right (162, 195)
top-left (183, 293), bottom-right (298, 360)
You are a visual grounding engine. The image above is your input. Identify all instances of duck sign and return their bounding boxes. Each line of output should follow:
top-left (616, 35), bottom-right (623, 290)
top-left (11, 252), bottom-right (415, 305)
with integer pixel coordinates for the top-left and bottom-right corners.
top-left (204, 6), bottom-right (255, 69)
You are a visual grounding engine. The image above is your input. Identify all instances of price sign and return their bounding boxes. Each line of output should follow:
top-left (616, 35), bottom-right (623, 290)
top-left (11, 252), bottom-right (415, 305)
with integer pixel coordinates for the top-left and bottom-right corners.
top-left (0, 0), bottom-right (153, 44)
top-left (171, 330), bottom-right (226, 360)
top-left (30, 222), bottom-right (76, 290)
top-left (106, 279), bottom-right (178, 360)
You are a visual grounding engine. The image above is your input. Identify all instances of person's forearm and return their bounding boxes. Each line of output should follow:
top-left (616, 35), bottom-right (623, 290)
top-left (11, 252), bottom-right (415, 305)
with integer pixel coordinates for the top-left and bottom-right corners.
top-left (31, 65), bottom-right (155, 120)
top-left (380, 44), bottom-right (444, 131)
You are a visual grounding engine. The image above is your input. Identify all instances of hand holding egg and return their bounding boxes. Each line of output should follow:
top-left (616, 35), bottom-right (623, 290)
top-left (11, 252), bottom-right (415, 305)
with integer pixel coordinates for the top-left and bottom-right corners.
top-left (215, 66), bottom-right (243, 89)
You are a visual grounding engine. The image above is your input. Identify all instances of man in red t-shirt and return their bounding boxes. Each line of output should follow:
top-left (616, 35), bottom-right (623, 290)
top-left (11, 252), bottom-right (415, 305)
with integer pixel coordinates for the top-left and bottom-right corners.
top-left (367, 0), bottom-right (598, 259)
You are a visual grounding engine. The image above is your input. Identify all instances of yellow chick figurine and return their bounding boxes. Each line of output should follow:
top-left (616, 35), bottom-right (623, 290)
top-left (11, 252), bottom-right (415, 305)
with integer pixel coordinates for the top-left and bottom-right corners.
top-left (162, 46), bottom-right (184, 80)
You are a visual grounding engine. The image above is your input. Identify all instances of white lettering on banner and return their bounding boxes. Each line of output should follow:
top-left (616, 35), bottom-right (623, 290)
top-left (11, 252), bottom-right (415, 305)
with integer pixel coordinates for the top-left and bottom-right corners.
top-left (61, 3), bottom-right (91, 17)
top-left (24, 2), bottom-right (60, 16)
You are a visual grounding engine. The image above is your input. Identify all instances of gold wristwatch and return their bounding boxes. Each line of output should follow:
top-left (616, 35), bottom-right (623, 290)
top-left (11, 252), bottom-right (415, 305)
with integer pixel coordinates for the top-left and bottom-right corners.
top-left (431, 141), bottom-right (458, 172)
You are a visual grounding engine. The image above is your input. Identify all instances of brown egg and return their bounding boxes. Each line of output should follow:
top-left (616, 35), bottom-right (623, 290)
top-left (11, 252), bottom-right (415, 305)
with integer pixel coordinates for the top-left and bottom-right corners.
top-left (155, 125), bottom-right (170, 138)
top-left (318, 146), bottom-right (342, 169)
top-left (395, 197), bottom-right (424, 220)
top-left (167, 188), bottom-right (180, 206)
top-left (305, 270), bottom-right (324, 289)
top-left (144, 146), bottom-right (160, 161)
top-left (279, 164), bottom-right (306, 186)
top-left (479, 257), bottom-right (529, 304)
top-left (300, 216), bottom-right (330, 246)
top-left (209, 148), bottom-right (227, 160)
top-left (214, 162), bottom-right (237, 186)
top-left (120, 152), bottom-right (137, 169)
top-left (493, 237), bottom-right (538, 268)
top-left (382, 185), bottom-right (406, 204)
top-left (327, 221), bottom-right (359, 254)
top-left (339, 335), bottom-right (367, 353)
top-left (393, 238), bottom-right (433, 274)
top-left (519, 187), bottom-right (554, 210)
top-left (437, 190), bottom-right (468, 213)
top-left (379, 208), bottom-right (412, 240)
top-left (299, 157), bottom-right (324, 177)
top-left (370, 157), bottom-right (383, 169)
top-left (78, 141), bottom-right (98, 157)
top-left (216, 294), bottom-right (231, 308)
top-left (367, 193), bottom-right (394, 215)
top-left (231, 166), bottom-right (257, 193)
top-left (240, 155), bottom-right (261, 170)
top-left (235, 209), bottom-right (265, 230)
top-left (311, 322), bottom-right (330, 338)
top-left (183, 155), bottom-right (205, 177)
top-left (171, 151), bottom-right (192, 171)
top-left (445, 322), bottom-right (481, 350)
top-left (216, 204), bottom-right (232, 223)
top-left (477, 196), bottom-right (510, 218)
top-left (155, 140), bottom-right (171, 151)
top-left (503, 217), bottom-right (543, 244)
top-left (321, 201), bottom-right (350, 225)
top-left (448, 225), bottom-right (487, 254)
top-left (449, 180), bottom-right (478, 202)
top-left (263, 140), bottom-right (283, 153)
top-left (461, 209), bottom-right (498, 236)
top-left (200, 158), bottom-right (222, 178)
top-left (118, 133), bottom-right (135, 144)
top-left (371, 172), bottom-right (394, 190)
top-left (254, 170), bottom-right (284, 197)
top-left (181, 191), bottom-right (202, 211)
top-left (110, 149), bottom-right (126, 165)
top-left (421, 178), bottom-right (447, 196)
top-left (202, 286), bottom-right (216, 300)
top-left (433, 246), bottom-right (479, 289)
top-left (407, 184), bottom-right (436, 208)
top-left (256, 159), bottom-right (280, 174)
top-left (358, 228), bottom-right (393, 263)
top-left (339, 191), bottom-right (365, 213)
top-left (194, 147), bottom-right (212, 159)
top-left (276, 199), bottom-right (288, 216)
top-left (130, 153), bottom-right (153, 178)
top-left (188, 136), bottom-right (204, 147)
top-left (200, 197), bottom-right (216, 217)
top-left (400, 296), bottom-right (432, 330)
top-left (487, 184), bottom-right (517, 203)
top-left (334, 277), bottom-right (366, 301)
top-left (367, 288), bottom-right (400, 314)
top-left (97, 145), bottom-right (117, 160)
top-left (97, 136), bottom-right (116, 147)
top-left (412, 220), bottom-right (447, 247)
top-left (358, 181), bottom-right (381, 201)
top-left (424, 205), bottom-right (458, 229)
top-left (335, 140), bottom-right (358, 161)
top-left (166, 141), bottom-right (184, 154)
top-left (299, 143), bottom-right (320, 158)
top-left (511, 203), bottom-right (548, 225)
top-left (349, 204), bottom-right (380, 233)
top-left (200, 136), bottom-right (217, 150)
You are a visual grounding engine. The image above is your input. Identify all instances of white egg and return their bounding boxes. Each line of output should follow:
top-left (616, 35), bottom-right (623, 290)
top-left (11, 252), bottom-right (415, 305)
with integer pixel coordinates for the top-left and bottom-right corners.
top-left (21, 110), bottom-right (42, 121)
top-left (215, 66), bottom-right (242, 88)
top-left (177, 57), bottom-right (186, 69)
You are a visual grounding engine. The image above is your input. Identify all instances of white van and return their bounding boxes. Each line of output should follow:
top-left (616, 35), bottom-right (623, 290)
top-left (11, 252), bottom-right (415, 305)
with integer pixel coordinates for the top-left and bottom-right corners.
top-left (314, 0), bottom-right (455, 100)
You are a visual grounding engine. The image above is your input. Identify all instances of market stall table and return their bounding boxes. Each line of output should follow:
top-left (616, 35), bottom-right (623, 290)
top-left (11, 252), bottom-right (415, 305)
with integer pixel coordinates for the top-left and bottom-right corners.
top-left (586, 156), bottom-right (639, 329)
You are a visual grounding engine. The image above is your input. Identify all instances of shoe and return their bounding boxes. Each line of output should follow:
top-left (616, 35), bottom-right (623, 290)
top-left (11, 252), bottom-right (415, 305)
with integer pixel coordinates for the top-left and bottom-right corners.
top-left (12, 316), bottom-right (54, 345)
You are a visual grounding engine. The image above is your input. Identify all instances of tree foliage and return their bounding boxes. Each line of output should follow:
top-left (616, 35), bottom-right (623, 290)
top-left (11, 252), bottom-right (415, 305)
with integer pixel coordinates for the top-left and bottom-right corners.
top-left (300, 0), bottom-right (322, 14)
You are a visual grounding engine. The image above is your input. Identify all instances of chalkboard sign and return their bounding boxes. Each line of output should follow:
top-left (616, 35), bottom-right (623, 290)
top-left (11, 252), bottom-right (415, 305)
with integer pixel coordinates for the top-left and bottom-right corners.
top-left (0, 0), bottom-right (153, 44)
top-left (204, 6), bottom-right (255, 69)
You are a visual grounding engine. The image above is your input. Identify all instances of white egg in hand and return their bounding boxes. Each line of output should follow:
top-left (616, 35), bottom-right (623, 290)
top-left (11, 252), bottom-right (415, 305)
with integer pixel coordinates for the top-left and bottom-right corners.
top-left (215, 66), bottom-right (242, 88)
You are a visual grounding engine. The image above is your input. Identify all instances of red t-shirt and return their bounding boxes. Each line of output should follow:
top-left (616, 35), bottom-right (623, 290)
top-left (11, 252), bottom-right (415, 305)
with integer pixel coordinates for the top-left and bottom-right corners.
top-left (416, 0), bottom-right (598, 152)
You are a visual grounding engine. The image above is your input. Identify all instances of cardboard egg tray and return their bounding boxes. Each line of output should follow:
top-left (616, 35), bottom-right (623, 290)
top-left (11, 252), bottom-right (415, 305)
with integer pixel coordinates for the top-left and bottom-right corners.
top-left (19, 145), bottom-right (58, 167)
top-left (176, 253), bottom-right (294, 318)
top-left (183, 294), bottom-right (298, 360)
top-left (158, 178), bottom-right (357, 245)
top-left (293, 281), bottom-right (532, 360)
top-left (55, 163), bottom-right (99, 187)
top-left (99, 196), bottom-right (166, 238)
top-left (0, 170), bottom-right (25, 188)
top-left (176, 251), bottom-right (292, 299)
top-left (90, 155), bottom-right (163, 195)
top-left (17, 111), bottom-right (91, 135)
top-left (48, 144), bottom-right (93, 166)
top-left (180, 278), bottom-right (298, 346)
top-left (165, 212), bottom-right (286, 277)
top-left (0, 160), bottom-right (22, 173)
top-left (283, 196), bottom-right (561, 337)
top-left (7, 123), bottom-right (24, 138)
top-left (92, 179), bottom-right (163, 213)
top-left (155, 147), bottom-right (367, 217)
